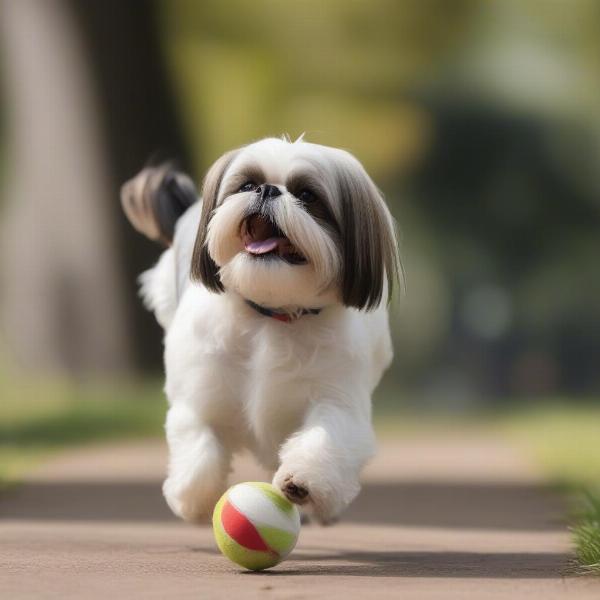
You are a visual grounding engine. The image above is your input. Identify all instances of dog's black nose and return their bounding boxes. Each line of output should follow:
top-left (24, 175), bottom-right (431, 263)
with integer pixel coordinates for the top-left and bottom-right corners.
top-left (256, 184), bottom-right (281, 201)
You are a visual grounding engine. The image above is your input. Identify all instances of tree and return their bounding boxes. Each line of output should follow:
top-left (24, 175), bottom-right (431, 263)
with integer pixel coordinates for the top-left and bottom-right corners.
top-left (0, 0), bottom-right (191, 374)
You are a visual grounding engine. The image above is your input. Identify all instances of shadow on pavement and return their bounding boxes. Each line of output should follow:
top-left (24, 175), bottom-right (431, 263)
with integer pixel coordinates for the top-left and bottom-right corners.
top-left (0, 480), bottom-right (564, 531)
top-left (184, 544), bottom-right (573, 578)
top-left (254, 549), bottom-right (572, 578)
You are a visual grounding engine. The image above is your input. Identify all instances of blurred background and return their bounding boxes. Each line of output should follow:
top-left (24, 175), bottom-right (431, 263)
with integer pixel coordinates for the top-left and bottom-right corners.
top-left (0, 0), bottom-right (599, 480)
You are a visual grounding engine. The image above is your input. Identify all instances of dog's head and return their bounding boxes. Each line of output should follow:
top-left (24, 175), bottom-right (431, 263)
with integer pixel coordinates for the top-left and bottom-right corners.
top-left (191, 137), bottom-right (400, 310)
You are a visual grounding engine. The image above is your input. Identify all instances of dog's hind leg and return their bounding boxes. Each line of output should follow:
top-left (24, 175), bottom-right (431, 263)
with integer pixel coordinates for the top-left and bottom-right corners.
top-left (162, 405), bottom-right (231, 523)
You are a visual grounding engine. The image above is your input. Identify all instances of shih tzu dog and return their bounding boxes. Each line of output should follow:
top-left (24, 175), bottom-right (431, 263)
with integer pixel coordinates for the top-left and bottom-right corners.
top-left (121, 136), bottom-right (400, 524)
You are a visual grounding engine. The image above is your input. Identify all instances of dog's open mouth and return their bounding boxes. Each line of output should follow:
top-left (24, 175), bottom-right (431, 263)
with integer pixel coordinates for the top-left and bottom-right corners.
top-left (241, 214), bottom-right (307, 265)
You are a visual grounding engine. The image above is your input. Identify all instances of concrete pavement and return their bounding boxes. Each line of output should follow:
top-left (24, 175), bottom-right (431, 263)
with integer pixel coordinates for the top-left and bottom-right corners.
top-left (1, 434), bottom-right (598, 599)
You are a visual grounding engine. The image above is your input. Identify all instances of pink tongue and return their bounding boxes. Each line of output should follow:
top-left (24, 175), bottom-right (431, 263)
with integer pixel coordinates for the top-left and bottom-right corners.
top-left (245, 237), bottom-right (281, 255)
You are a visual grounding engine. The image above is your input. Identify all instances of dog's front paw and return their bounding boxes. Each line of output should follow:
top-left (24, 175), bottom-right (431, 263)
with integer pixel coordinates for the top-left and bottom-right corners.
top-left (281, 474), bottom-right (310, 505)
top-left (273, 467), bottom-right (351, 525)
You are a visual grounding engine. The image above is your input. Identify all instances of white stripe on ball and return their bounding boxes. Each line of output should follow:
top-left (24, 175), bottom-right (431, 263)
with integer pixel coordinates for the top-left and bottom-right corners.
top-left (228, 483), bottom-right (300, 534)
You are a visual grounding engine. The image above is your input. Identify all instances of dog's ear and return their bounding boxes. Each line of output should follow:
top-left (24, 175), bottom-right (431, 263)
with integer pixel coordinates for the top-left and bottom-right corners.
top-left (335, 156), bottom-right (401, 311)
top-left (190, 149), bottom-right (240, 292)
top-left (120, 165), bottom-right (197, 246)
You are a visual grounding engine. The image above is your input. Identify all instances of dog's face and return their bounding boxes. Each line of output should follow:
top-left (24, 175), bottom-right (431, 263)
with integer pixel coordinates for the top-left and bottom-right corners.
top-left (192, 137), bottom-right (400, 310)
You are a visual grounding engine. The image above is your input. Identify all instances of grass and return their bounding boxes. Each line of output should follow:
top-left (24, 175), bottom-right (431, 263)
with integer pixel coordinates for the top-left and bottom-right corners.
top-left (0, 372), bottom-right (166, 486)
top-left (502, 402), bottom-right (600, 575)
top-left (572, 492), bottom-right (600, 573)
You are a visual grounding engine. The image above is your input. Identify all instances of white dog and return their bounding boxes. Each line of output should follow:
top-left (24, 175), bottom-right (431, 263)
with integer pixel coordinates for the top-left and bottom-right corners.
top-left (121, 136), bottom-right (400, 524)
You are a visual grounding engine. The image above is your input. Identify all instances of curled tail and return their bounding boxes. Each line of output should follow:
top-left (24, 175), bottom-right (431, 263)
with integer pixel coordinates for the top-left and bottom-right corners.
top-left (121, 165), bottom-right (199, 330)
top-left (121, 165), bottom-right (197, 246)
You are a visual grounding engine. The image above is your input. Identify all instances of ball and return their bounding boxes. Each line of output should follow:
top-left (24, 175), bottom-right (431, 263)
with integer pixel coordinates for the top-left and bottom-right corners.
top-left (212, 481), bottom-right (301, 571)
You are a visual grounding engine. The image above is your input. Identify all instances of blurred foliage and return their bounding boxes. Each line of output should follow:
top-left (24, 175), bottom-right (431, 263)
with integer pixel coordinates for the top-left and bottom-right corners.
top-left (158, 0), bottom-right (479, 176)
top-left (156, 0), bottom-right (600, 401)
top-left (1, 0), bottom-right (599, 400)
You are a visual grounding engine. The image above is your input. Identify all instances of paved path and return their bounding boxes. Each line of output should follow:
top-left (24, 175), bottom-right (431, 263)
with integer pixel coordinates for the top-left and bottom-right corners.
top-left (1, 433), bottom-right (598, 599)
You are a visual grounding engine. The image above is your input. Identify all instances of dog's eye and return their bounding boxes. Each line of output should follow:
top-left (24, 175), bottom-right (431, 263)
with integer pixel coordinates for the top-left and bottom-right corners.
top-left (298, 189), bottom-right (315, 203)
top-left (239, 181), bottom-right (257, 193)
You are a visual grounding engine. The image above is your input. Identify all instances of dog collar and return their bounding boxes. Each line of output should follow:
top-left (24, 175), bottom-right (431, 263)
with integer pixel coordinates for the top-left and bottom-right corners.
top-left (244, 299), bottom-right (321, 323)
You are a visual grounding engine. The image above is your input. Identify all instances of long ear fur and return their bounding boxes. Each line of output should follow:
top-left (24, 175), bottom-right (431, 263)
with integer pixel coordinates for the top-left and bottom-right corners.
top-left (121, 165), bottom-right (197, 246)
top-left (336, 158), bottom-right (401, 311)
top-left (190, 149), bottom-right (240, 292)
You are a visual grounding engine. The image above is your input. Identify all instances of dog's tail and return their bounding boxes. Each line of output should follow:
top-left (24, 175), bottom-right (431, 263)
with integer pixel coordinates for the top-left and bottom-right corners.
top-left (120, 165), bottom-right (197, 246)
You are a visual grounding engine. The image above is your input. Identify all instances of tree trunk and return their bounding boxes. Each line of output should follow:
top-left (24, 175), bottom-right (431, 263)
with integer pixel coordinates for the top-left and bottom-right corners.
top-left (66, 0), bottom-right (193, 370)
top-left (0, 0), bottom-right (191, 374)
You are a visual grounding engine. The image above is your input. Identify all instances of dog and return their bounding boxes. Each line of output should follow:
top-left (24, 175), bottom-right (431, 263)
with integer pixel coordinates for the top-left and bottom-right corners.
top-left (121, 136), bottom-right (400, 524)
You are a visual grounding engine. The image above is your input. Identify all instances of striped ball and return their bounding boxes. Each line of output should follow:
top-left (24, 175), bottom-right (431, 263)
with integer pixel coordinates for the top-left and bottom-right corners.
top-left (212, 482), bottom-right (301, 571)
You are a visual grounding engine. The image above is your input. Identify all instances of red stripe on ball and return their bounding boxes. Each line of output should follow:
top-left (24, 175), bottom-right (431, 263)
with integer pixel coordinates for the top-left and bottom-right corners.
top-left (221, 499), bottom-right (275, 554)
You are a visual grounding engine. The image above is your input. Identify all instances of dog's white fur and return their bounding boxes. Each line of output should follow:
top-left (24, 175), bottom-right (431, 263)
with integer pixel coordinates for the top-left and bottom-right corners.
top-left (138, 137), bottom-right (398, 524)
